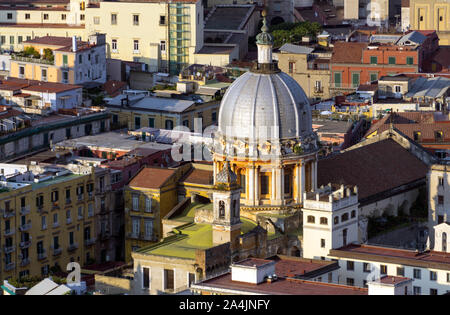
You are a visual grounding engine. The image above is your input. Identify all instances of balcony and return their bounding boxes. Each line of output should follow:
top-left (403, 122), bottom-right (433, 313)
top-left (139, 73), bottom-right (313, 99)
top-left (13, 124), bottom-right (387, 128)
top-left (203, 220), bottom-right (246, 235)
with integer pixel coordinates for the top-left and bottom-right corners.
top-left (2, 208), bottom-right (15, 219)
top-left (37, 205), bottom-right (47, 214)
top-left (329, 83), bottom-right (358, 91)
top-left (77, 194), bottom-right (84, 202)
top-left (68, 243), bottom-right (78, 252)
top-left (20, 206), bottom-right (30, 215)
top-left (20, 258), bottom-right (30, 267)
top-left (51, 246), bottom-right (63, 256)
top-left (19, 240), bottom-right (32, 249)
top-left (127, 232), bottom-right (140, 240)
top-left (19, 223), bottom-right (32, 232)
top-left (4, 228), bottom-right (15, 236)
top-left (53, 222), bottom-right (60, 228)
top-left (4, 245), bottom-right (15, 254)
top-left (66, 198), bottom-right (72, 205)
top-left (37, 250), bottom-right (47, 261)
top-left (88, 192), bottom-right (94, 200)
top-left (4, 262), bottom-right (15, 272)
top-left (51, 202), bottom-right (60, 210)
top-left (11, 54), bottom-right (55, 65)
top-left (84, 238), bottom-right (96, 247)
top-left (66, 218), bottom-right (72, 225)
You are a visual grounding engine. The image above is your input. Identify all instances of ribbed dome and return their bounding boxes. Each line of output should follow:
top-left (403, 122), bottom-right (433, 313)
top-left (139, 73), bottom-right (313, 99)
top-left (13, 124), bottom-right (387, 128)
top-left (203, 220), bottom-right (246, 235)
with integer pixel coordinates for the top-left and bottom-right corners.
top-left (218, 70), bottom-right (312, 142)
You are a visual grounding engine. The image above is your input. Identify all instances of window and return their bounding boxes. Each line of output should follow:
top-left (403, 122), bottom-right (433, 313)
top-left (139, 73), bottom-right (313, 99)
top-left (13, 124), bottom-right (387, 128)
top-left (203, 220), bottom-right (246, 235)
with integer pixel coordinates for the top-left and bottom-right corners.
top-left (25, 13), bottom-right (30, 19)
top-left (413, 286), bottom-right (421, 295)
top-left (132, 195), bottom-right (139, 211)
top-left (94, 16), bottom-right (100, 24)
top-left (380, 265), bottom-right (387, 275)
top-left (212, 112), bottom-right (217, 122)
top-left (160, 41), bottom-right (166, 53)
top-left (1, 36), bottom-right (5, 44)
top-left (430, 271), bottom-right (437, 281)
top-left (370, 56), bottom-right (378, 64)
top-left (320, 217), bottom-right (328, 225)
top-left (334, 216), bottom-right (339, 225)
top-left (133, 40), bottom-right (139, 53)
top-left (438, 195), bottom-right (444, 205)
top-left (61, 14), bottom-right (66, 20)
top-left (41, 68), bottom-right (47, 82)
top-left (111, 39), bottom-right (118, 52)
top-left (133, 14), bottom-right (139, 25)
top-left (182, 120), bottom-right (189, 127)
top-left (351, 73), bottom-right (360, 87)
top-left (413, 269), bottom-right (421, 279)
top-left (43, 14), bottom-right (49, 20)
top-left (80, 14), bottom-right (84, 21)
top-left (41, 216), bottom-right (47, 230)
top-left (347, 261), bottom-right (354, 271)
top-left (307, 215), bottom-right (315, 224)
top-left (321, 239), bottom-right (325, 248)
top-left (134, 116), bottom-right (141, 129)
top-left (164, 269), bottom-right (174, 290)
top-left (288, 62), bottom-right (295, 74)
top-left (143, 267), bottom-right (150, 289)
top-left (351, 210), bottom-right (356, 218)
top-left (388, 56), bottom-right (396, 65)
top-left (19, 66), bottom-right (24, 78)
top-left (18, 36), bottom-right (22, 44)
top-left (148, 117), bottom-right (155, 128)
top-left (439, 177), bottom-right (444, 186)
top-left (66, 210), bottom-right (71, 224)
top-left (62, 71), bottom-right (69, 83)
top-left (435, 131), bottom-right (444, 142)
top-left (111, 13), bottom-right (117, 25)
top-left (341, 213), bottom-right (349, 222)
top-left (430, 288), bottom-right (438, 295)
top-left (132, 218), bottom-right (140, 236)
top-left (260, 175), bottom-right (269, 195)
top-left (395, 85), bottom-right (401, 93)
top-left (78, 54), bottom-right (83, 64)
top-left (219, 201), bottom-right (225, 219)
top-left (88, 203), bottom-right (93, 217)
top-left (413, 131), bottom-right (421, 141)
top-left (144, 220), bottom-right (153, 239)
top-left (7, 13), bottom-right (13, 19)
top-left (284, 173), bottom-right (292, 196)
top-left (145, 197), bottom-right (152, 213)
top-left (346, 278), bottom-right (354, 286)
top-left (165, 120), bottom-right (173, 130)
top-left (363, 263), bottom-right (371, 273)
top-left (447, 273), bottom-right (450, 283)
top-left (334, 72), bottom-right (341, 88)
top-left (406, 56), bottom-right (414, 65)
top-left (159, 15), bottom-right (166, 25)
top-left (10, 36), bottom-right (14, 44)
top-left (51, 190), bottom-right (59, 202)
top-left (370, 73), bottom-right (378, 82)
top-left (397, 267), bottom-right (405, 276)
top-left (78, 206), bottom-right (83, 219)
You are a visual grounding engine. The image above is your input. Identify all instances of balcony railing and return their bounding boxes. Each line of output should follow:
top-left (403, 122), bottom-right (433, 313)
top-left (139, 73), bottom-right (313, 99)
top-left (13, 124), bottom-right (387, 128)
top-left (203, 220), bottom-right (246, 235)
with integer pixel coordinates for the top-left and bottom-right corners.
top-left (68, 243), bottom-right (79, 252)
top-left (11, 54), bottom-right (55, 65)
top-left (37, 250), bottom-right (47, 261)
top-left (20, 258), bottom-right (30, 267)
top-left (4, 262), bottom-right (15, 271)
top-left (51, 246), bottom-right (63, 256)
top-left (20, 206), bottom-right (30, 215)
top-left (19, 223), bottom-right (32, 232)
top-left (4, 228), bottom-right (15, 236)
top-left (77, 194), bottom-right (84, 201)
top-left (20, 240), bottom-right (32, 249)
top-left (84, 238), bottom-right (96, 246)
top-left (2, 209), bottom-right (15, 218)
top-left (329, 83), bottom-right (358, 90)
top-left (66, 218), bottom-right (72, 225)
top-left (3, 245), bottom-right (15, 254)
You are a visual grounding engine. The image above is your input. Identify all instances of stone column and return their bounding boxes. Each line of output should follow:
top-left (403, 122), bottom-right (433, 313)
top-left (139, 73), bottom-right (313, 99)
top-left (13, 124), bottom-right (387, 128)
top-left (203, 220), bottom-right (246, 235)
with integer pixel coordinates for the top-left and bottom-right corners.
top-left (254, 166), bottom-right (259, 206)
top-left (248, 165), bottom-right (255, 206)
top-left (295, 163), bottom-right (301, 204)
top-left (300, 162), bottom-right (305, 204)
top-left (271, 168), bottom-right (277, 201)
top-left (280, 167), bottom-right (285, 205)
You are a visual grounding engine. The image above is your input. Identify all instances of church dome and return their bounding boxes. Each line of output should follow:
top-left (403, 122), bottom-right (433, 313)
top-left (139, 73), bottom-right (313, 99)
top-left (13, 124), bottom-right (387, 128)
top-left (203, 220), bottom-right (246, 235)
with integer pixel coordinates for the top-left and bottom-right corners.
top-left (217, 70), bottom-right (312, 142)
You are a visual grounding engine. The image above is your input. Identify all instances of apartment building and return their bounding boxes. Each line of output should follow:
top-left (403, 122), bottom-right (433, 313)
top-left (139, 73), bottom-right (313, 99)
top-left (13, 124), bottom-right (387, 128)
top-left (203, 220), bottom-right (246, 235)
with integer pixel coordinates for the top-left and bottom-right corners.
top-left (9, 34), bottom-right (106, 85)
top-left (85, 0), bottom-right (204, 74)
top-left (404, 0), bottom-right (450, 45)
top-left (0, 0), bottom-right (87, 52)
top-left (0, 163), bottom-right (98, 282)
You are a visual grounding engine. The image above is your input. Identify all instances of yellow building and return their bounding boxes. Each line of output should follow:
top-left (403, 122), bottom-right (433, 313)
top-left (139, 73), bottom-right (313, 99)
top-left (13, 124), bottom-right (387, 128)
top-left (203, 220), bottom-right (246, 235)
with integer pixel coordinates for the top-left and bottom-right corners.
top-left (408, 0), bottom-right (450, 45)
top-left (276, 43), bottom-right (332, 101)
top-left (0, 163), bottom-right (98, 282)
top-left (0, 0), bottom-right (87, 52)
top-left (9, 34), bottom-right (106, 85)
top-left (124, 167), bottom-right (180, 262)
top-left (106, 95), bottom-right (220, 131)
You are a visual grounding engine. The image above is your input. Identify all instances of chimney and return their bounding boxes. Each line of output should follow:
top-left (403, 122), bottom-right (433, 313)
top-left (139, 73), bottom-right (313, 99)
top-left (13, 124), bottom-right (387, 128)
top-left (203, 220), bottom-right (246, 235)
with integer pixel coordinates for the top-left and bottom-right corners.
top-left (72, 36), bottom-right (77, 52)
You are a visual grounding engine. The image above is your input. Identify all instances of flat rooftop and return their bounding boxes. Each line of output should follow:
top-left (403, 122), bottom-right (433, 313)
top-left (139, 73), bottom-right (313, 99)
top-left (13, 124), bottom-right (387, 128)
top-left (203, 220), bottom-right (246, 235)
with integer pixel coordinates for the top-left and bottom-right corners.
top-left (313, 119), bottom-right (352, 134)
top-left (193, 273), bottom-right (367, 295)
top-left (204, 5), bottom-right (255, 30)
top-left (330, 244), bottom-right (450, 271)
top-left (106, 95), bottom-right (195, 113)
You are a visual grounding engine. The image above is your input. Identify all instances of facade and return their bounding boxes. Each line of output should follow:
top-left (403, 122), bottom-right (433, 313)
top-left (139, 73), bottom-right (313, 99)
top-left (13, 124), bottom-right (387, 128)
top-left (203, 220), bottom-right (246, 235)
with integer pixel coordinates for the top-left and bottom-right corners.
top-left (0, 163), bottom-right (98, 282)
top-left (85, 0), bottom-right (204, 74)
top-left (406, 0), bottom-right (450, 45)
top-left (106, 94), bottom-right (220, 131)
top-left (428, 164), bottom-right (450, 247)
top-left (9, 34), bottom-right (106, 85)
top-left (276, 43), bottom-right (332, 101)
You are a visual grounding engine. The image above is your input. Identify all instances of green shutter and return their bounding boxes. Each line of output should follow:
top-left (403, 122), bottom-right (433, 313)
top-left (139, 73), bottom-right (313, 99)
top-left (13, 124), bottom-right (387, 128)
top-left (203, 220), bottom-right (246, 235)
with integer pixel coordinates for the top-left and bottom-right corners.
top-left (370, 73), bottom-right (378, 82)
top-left (407, 57), bottom-right (414, 65)
top-left (352, 73), bottom-right (360, 87)
top-left (334, 72), bottom-right (341, 87)
top-left (388, 57), bottom-right (396, 65)
top-left (370, 56), bottom-right (377, 64)
top-left (63, 55), bottom-right (68, 65)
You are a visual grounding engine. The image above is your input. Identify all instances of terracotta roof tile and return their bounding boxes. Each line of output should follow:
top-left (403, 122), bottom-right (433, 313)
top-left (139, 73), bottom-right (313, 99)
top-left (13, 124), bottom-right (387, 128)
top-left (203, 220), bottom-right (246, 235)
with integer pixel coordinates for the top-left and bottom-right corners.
top-left (317, 139), bottom-right (428, 202)
top-left (129, 167), bottom-right (176, 189)
top-left (331, 42), bottom-right (368, 64)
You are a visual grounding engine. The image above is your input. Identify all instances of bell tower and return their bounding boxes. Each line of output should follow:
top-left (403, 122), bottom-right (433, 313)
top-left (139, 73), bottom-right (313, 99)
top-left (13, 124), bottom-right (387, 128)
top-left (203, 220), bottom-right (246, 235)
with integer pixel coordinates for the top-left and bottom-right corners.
top-left (212, 162), bottom-right (242, 253)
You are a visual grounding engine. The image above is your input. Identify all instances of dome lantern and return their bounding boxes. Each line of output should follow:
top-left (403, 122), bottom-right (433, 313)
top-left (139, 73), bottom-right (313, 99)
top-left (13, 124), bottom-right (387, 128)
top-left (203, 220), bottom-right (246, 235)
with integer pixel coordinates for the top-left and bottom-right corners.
top-left (256, 10), bottom-right (274, 65)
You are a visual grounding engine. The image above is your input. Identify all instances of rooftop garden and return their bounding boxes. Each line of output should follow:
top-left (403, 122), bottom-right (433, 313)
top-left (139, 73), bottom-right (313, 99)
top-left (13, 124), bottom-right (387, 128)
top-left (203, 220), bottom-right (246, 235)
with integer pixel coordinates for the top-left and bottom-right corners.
top-left (12, 46), bottom-right (54, 64)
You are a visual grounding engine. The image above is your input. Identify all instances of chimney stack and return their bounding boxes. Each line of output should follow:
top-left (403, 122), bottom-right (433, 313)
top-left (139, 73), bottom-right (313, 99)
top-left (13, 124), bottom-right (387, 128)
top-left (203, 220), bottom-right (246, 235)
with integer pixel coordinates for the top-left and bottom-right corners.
top-left (72, 36), bottom-right (77, 52)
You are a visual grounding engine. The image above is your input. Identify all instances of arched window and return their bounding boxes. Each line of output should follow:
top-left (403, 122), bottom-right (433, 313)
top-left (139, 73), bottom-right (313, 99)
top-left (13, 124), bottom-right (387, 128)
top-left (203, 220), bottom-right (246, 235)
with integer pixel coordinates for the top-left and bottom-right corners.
top-left (334, 216), bottom-right (339, 225)
top-left (351, 210), bottom-right (356, 218)
top-left (320, 217), bottom-right (328, 225)
top-left (219, 200), bottom-right (225, 219)
top-left (341, 213), bottom-right (349, 222)
top-left (443, 232), bottom-right (447, 252)
top-left (165, 119), bottom-right (174, 130)
top-left (307, 215), bottom-right (315, 224)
